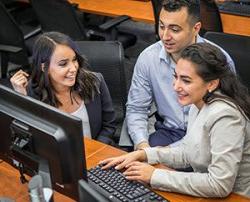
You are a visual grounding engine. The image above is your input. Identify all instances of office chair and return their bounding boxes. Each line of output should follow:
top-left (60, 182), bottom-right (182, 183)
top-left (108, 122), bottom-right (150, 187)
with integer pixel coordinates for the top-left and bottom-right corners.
top-left (30, 0), bottom-right (136, 49)
top-left (0, 0), bottom-right (37, 25)
top-left (204, 31), bottom-right (250, 89)
top-left (151, 0), bottom-right (162, 41)
top-left (0, 0), bottom-right (28, 14)
top-left (200, 0), bottom-right (223, 36)
top-left (76, 41), bottom-right (127, 117)
top-left (0, 1), bottom-right (40, 79)
top-left (76, 41), bottom-right (127, 142)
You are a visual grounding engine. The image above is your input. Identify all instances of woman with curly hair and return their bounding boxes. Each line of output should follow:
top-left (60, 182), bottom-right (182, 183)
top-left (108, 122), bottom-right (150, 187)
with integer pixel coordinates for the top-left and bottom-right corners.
top-left (100, 43), bottom-right (250, 197)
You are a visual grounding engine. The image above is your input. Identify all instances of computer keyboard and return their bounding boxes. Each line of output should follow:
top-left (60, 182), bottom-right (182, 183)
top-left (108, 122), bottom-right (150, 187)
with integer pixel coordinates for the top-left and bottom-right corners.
top-left (88, 165), bottom-right (170, 202)
top-left (218, 1), bottom-right (250, 17)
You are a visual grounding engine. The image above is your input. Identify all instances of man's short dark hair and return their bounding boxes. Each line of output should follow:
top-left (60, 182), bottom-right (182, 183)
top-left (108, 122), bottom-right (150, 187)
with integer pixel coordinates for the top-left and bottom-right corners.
top-left (161, 0), bottom-right (200, 25)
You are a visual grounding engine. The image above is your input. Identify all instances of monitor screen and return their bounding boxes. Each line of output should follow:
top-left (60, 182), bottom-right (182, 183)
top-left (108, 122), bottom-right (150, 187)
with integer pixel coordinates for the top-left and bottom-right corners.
top-left (0, 84), bottom-right (87, 200)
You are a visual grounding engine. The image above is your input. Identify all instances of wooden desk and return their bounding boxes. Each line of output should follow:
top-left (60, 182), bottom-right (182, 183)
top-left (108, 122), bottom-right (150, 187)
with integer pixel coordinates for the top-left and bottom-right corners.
top-left (220, 13), bottom-right (250, 36)
top-left (0, 160), bottom-right (73, 202)
top-left (85, 138), bottom-right (250, 202)
top-left (70, 0), bottom-right (154, 24)
top-left (70, 0), bottom-right (250, 36)
top-left (1, 138), bottom-right (250, 202)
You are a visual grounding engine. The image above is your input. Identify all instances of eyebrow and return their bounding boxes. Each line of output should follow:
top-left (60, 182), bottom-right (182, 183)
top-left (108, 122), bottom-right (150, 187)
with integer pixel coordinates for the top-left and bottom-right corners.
top-left (174, 70), bottom-right (191, 79)
top-left (180, 75), bottom-right (192, 80)
top-left (57, 58), bottom-right (69, 63)
top-left (56, 53), bottom-right (77, 64)
top-left (159, 20), bottom-right (182, 28)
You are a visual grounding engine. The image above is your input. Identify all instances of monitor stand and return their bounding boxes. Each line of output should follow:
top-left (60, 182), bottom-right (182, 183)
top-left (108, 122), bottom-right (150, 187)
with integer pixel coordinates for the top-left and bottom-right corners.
top-left (28, 159), bottom-right (54, 202)
top-left (10, 126), bottom-right (54, 201)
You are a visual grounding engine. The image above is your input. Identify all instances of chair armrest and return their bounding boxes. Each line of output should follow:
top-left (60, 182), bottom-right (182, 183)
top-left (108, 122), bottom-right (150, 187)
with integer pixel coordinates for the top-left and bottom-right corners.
top-left (99, 15), bottom-right (131, 31)
top-left (23, 26), bottom-right (41, 40)
top-left (0, 44), bottom-right (22, 53)
top-left (71, 3), bottom-right (79, 9)
top-left (0, 44), bottom-right (23, 78)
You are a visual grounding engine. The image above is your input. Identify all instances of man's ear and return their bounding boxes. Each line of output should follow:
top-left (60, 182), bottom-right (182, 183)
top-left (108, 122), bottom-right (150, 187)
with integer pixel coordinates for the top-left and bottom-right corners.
top-left (193, 22), bottom-right (201, 35)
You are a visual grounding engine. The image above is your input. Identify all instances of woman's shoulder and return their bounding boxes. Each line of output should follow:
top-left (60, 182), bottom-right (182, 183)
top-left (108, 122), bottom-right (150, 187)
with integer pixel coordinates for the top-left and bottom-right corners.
top-left (89, 72), bottom-right (107, 93)
top-left (91, 72), bottom-right (104, 82)
top-left (205, 98), bottom-right (247, 125)
top-left (208, 98), bottom-right (240, 114)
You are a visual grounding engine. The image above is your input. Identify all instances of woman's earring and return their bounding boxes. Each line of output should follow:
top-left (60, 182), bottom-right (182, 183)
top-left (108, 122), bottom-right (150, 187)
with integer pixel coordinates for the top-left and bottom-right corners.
top-left (202, 90), bottom-right (213, 102)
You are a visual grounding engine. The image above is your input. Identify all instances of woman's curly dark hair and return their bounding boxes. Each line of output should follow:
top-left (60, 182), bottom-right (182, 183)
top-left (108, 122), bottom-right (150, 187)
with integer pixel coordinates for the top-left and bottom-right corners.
top-left (181, 42), bottom-right (250, 119)
top-left (30, 32), bottom-right (99, 107)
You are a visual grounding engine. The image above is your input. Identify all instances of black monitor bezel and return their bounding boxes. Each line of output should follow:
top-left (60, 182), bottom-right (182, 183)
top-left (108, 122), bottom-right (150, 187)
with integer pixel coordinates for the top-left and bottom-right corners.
top-left (0, 84), bottom-right (87, 200)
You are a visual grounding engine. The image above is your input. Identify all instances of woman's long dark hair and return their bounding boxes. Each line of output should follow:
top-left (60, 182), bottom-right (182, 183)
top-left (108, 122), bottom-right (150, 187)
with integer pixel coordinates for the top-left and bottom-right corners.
top-left (30, 32), bottom-right (99, 107)
top-left (180, 43), bottom-right (250, 119)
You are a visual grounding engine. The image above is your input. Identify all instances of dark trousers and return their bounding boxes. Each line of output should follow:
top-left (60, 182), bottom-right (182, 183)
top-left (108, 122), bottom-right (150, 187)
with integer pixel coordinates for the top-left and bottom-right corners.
top-left (149, 118), bottom-right (193, 172)
top-left (149, 120), bottom-right (186, 147)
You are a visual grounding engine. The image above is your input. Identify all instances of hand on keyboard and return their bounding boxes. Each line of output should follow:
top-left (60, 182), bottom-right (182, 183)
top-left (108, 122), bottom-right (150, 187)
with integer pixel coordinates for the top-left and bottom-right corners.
top-left (88, 165), bottom-right (170, 202)
top-left (99, 150), bottom-right (147, 170)
top-left (123, 161), bottom-right (155, 184)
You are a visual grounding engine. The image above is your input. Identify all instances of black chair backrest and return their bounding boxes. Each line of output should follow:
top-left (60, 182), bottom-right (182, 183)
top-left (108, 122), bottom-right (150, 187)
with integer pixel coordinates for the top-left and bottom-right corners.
top-left (76, 41), bottom-right (127, 121)
top-left (204, 31), bottom-right (250, 89)
top-left (200, 0), bottom-right (223, 36)
top-left (0, 1), bottom-right (29, 66)
top-left (151, 0), bottom-right (162, 40)
top-left (30, 0), bottom-right (87, 41)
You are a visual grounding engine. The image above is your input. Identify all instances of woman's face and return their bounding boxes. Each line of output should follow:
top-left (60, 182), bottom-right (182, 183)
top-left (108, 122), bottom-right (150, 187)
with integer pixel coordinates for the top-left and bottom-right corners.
top-left (173, 58), bottom-right (214, 109)
top-left (47, 44), bottom-right (79, 92)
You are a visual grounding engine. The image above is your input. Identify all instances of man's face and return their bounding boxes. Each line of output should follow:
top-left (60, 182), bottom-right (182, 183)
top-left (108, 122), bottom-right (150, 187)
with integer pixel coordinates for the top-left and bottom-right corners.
top-left (158, 7), bottom-right (201, 59)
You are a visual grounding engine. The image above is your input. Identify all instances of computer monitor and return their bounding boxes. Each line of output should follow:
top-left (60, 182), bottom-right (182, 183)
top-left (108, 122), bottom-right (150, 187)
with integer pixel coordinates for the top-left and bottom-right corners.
top-left (0, 84), bottom-right (87, 200)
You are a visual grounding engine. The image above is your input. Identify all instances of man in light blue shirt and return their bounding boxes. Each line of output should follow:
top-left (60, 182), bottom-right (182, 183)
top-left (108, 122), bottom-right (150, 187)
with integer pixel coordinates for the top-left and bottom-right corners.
top-left (126, 0), bottom-right (235, 150)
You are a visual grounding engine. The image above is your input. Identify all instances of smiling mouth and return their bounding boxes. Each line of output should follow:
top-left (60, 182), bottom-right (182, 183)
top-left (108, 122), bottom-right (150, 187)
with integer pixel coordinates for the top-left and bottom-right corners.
top-left (177, 93), bottom-right (188, 99)
top-left (65, 75), bottom-right (76, 79)
top-left (164, 43), bottom-right (175, 49)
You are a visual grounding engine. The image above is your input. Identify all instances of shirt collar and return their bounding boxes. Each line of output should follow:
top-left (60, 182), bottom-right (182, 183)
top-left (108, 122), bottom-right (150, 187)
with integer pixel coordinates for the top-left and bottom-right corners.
top-left (196, 34), bottom-right (204, 43)
top-left (159, 41), bottom-right (172, 65)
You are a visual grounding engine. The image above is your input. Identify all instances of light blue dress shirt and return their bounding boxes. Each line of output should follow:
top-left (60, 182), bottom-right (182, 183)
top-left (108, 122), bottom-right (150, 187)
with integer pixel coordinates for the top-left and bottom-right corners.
top-left (126, 35), bottom-right (235, 146)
